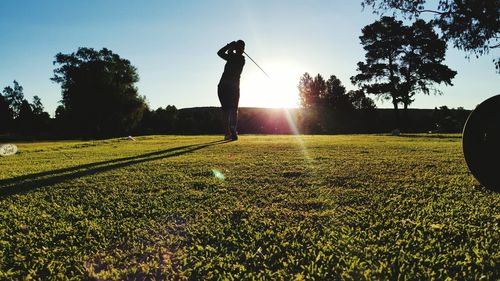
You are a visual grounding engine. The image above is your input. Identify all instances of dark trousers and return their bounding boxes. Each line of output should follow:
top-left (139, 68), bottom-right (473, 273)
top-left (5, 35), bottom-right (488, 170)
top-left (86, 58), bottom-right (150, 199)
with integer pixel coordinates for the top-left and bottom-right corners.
top-left (218, 83), bottom-right (239, 135)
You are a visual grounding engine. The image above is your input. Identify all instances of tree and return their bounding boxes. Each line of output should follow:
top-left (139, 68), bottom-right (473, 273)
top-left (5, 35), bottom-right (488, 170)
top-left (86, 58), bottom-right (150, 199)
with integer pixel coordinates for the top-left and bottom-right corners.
top-left (1, 82), bottom-right (51, 135)
top-left (351, 17), bottom-right (407, 110)
top-left (311, 74), bottom-right (327, 107)
top-left (52, 47), bottom-right (146, 137)
top-left (399, 19), bottom-right (457, 109)
top-left (351, 17), bottom-right (456, 111)
top-left (298, 73), bottom-right (326, 132)
top-left (299, 73), bottom-right (377, 110)
top-left (298, 73), bottom-right (377, 133)
top-left (0, 95), bottom-right (13, 133)
top-left (17, 100), bottom-right (35, 134)
top-left (299, 73), bottom-right (348, 109)
top-left (29, 96), bottom-right (51, 135)
top-left (324, 75), bottom-right (351, 110)
top-left (31, 95), bottom-right (44, 116)
top-left (361, 0), bottom-right (500, 71)
top-left (298, 72), bottom-right (316, 108)
top-left (2, 80), bottom-right (24, 118)
top-left (347, 90), bottom-right (377, 110)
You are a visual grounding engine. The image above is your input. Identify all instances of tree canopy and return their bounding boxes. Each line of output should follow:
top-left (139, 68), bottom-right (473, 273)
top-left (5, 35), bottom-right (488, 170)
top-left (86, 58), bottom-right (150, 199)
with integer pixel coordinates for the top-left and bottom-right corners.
top-left (351, 17), bottom-right (457, 110)
top-left (0, 95), bottom-right (13, 132)
top-left (2, 80), bottom-right (24, 118)
top-left (31, 96), bottom-right (44, 116)
top-left (52, 47), bottom-right (146, 137)
top-left (298, 73), bottom-right (376, 110)
top-left (361, 0), bottom-right (500, 71)
top-left (0, 81), bottom-right (51, 135)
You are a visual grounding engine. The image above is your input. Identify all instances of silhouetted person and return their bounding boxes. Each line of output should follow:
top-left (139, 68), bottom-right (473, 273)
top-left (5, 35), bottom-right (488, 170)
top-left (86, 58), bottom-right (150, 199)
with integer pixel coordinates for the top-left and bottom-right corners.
top-left (218, 40), bottom-right (245, 140)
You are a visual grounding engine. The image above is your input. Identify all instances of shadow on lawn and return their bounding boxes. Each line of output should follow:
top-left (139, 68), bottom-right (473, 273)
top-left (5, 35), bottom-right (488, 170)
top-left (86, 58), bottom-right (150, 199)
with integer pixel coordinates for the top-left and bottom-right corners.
top-left (0, 140), bottom-right (229, 197)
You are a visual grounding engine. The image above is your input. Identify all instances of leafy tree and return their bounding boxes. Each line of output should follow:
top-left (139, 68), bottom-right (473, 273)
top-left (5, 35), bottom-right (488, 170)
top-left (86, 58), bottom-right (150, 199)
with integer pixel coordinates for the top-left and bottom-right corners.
top-left (351, 17), bottom-right (456, 111)
top-left (298, 73), bottom-right (332, 108)
top-left (347, 90), bottom-right (377, 110)
top-left (0, 95), bottom-right (13, 132)
top-left (2, 80), bottom-right (24, 118)
top-left (361, 0), bottom-right (500, 71)
top-left (311, 74), bottom-right (327, 106)
top-left (298, 73), bottom-right (377, 133)
top-left (300, 73), bottom-right (377, 110)
top-left (324, 75), bottom-right (351, 110)
top-left (351, 17), bottom-right (407, 110)
top-left (1, 82), bottom-right (51, 135)
top-left (298, 72), bottom-right (315, 108)
top-left (299, 73), bottom-right (355, 109)
top-left (28, 96), bottom-right (51, 135)
top-left (54, 105), bottom-right (69, 135)
top-left (399, 19), bottom-right (457, 109)
top-left (52, 47), bottom-right (146, 137)
top-left (17, 100), bottom-right (35, 134)
top-left (31, 95), bottom-right (44, 116)
top-left (55, 105), bottom-right (66, 119)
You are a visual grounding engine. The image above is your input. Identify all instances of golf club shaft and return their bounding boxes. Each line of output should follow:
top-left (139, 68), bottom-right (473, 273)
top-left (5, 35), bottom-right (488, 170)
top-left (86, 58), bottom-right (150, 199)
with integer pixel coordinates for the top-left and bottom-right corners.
top-left (243, 51), bottom-right (270, 79)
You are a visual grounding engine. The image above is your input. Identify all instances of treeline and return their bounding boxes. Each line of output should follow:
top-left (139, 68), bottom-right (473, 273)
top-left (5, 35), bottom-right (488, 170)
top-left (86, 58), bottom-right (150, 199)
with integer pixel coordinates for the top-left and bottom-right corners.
top-left (137, 106), bottom-right (470, 135)
top-left (0, 81), bottom-right (470, 139)
top-left (0, 45), bottom-right (470, 140)
top-left (0, 81), bottom-right (52, 136)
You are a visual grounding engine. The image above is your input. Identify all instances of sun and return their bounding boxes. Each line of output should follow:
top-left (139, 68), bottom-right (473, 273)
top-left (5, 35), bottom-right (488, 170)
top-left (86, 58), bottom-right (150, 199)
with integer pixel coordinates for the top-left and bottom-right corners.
top-left (240, 60), bottom-right (304, 108)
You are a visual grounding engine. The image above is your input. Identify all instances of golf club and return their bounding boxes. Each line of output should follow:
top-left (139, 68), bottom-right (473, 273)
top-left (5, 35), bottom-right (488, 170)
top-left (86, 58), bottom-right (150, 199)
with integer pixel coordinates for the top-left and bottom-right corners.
top-left (243, 51), bottom-right (270, 79)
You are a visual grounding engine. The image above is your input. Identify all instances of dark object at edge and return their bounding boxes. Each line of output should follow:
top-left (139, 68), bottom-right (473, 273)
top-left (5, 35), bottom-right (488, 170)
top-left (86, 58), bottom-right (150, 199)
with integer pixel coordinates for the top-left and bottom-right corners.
top-left (462, 94), bottom-right (500, 192)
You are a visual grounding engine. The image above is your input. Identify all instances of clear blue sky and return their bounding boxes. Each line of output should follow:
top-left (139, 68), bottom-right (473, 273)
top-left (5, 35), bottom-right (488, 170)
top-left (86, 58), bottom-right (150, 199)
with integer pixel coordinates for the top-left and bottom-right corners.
top-left (0, 0), bottom-right (498, 115)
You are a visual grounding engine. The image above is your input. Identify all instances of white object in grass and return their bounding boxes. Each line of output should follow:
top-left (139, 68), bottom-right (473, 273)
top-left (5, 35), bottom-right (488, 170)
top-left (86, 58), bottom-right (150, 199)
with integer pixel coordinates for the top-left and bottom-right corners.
top-left (0, 144), bottom-right (18, 156)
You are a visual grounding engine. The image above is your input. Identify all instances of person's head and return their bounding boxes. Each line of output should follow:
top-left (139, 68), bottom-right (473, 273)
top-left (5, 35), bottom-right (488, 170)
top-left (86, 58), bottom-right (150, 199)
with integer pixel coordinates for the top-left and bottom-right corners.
top-left (234, 40), bottom-right (245, 55)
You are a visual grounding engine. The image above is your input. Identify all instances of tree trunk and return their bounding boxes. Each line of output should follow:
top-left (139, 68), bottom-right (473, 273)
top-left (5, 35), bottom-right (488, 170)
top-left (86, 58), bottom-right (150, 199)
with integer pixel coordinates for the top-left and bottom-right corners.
top-left (392, 100), bottom-right (400, 129)
top-left (402, 105), bottom-right (409, 131)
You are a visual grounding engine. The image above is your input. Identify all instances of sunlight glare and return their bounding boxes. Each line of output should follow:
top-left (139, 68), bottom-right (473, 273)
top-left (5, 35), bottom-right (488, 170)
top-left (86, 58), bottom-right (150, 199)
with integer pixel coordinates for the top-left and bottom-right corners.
top-left (241, 59), bottom-right (316, 173)
top-left (212, 169), bottom-right (225, 181)
top-left (240, 60), bottom-right (304, 108)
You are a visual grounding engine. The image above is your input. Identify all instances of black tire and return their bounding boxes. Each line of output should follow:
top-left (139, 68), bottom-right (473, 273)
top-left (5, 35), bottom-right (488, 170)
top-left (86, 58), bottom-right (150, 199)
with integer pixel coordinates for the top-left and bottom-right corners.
top-left (462, 94), bottom-right (500, 192)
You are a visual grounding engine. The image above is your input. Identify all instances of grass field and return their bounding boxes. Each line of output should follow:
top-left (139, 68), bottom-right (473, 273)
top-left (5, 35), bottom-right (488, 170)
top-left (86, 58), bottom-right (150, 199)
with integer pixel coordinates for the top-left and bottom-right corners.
top-left (0, 135), bottom-right (498, 279)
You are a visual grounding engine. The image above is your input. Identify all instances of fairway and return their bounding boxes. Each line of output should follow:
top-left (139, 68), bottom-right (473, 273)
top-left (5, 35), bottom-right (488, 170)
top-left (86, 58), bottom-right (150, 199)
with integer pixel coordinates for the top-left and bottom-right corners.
top-left (0, 135), bottom-right (498, 279)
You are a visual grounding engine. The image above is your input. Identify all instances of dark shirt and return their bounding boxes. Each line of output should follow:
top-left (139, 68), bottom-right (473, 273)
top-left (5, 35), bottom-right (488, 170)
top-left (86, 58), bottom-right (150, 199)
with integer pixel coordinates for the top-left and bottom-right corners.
top-left (218, 46), bottom-right (245, 86)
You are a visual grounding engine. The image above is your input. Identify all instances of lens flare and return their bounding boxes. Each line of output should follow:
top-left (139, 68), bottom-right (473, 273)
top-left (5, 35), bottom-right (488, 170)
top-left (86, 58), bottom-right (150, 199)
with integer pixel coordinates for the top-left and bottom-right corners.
top-left (211, 169), bottom-right (226, 180)
top-left (240, 60), bottom-right (303, 108)
top-left (283, 108), bottom-right (313, 164)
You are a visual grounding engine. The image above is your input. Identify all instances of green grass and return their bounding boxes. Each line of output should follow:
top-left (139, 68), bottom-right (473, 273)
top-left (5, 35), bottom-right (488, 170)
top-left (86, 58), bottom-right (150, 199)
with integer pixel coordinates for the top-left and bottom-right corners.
top-left (0, 135), bottom-right (498, 280)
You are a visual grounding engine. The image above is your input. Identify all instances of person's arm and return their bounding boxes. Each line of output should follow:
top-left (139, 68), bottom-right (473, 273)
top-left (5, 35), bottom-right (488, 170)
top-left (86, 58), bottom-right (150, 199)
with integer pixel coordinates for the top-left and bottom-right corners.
top-left (217, 41), bottom-right (235, 60)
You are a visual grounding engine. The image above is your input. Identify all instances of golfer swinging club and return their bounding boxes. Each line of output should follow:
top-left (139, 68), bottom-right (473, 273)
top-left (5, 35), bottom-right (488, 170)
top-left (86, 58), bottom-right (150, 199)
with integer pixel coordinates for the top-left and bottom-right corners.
top-left (217, 40), bottom-right (245, 141)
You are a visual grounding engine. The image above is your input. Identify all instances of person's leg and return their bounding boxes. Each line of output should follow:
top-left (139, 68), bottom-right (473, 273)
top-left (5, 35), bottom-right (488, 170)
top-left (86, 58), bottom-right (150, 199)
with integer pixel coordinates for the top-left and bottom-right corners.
top-left (222, 109), bottom-right (231, 140)
top-left (219, 85), bottom-right (231, 140)
top-left (229, 108), bottom-right (238, 140)
top-left (229, 89), bottom-right (240, 140)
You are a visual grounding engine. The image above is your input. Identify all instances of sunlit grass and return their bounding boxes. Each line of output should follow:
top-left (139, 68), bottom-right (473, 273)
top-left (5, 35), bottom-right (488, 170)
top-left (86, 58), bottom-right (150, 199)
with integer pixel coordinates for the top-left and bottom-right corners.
top-left (0, 135), bottom-right (498, 279)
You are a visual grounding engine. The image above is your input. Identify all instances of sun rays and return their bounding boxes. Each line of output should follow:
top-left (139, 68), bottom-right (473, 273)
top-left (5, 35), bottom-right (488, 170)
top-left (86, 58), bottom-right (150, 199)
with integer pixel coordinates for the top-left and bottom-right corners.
top-left (240, 60), bottom-right (304, 108)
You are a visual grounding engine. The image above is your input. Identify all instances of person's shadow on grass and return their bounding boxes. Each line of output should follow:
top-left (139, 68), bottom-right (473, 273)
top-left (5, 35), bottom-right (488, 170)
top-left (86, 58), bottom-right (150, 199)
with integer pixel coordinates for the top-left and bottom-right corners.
top-left (0, 140), bottom-right (228, 197)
